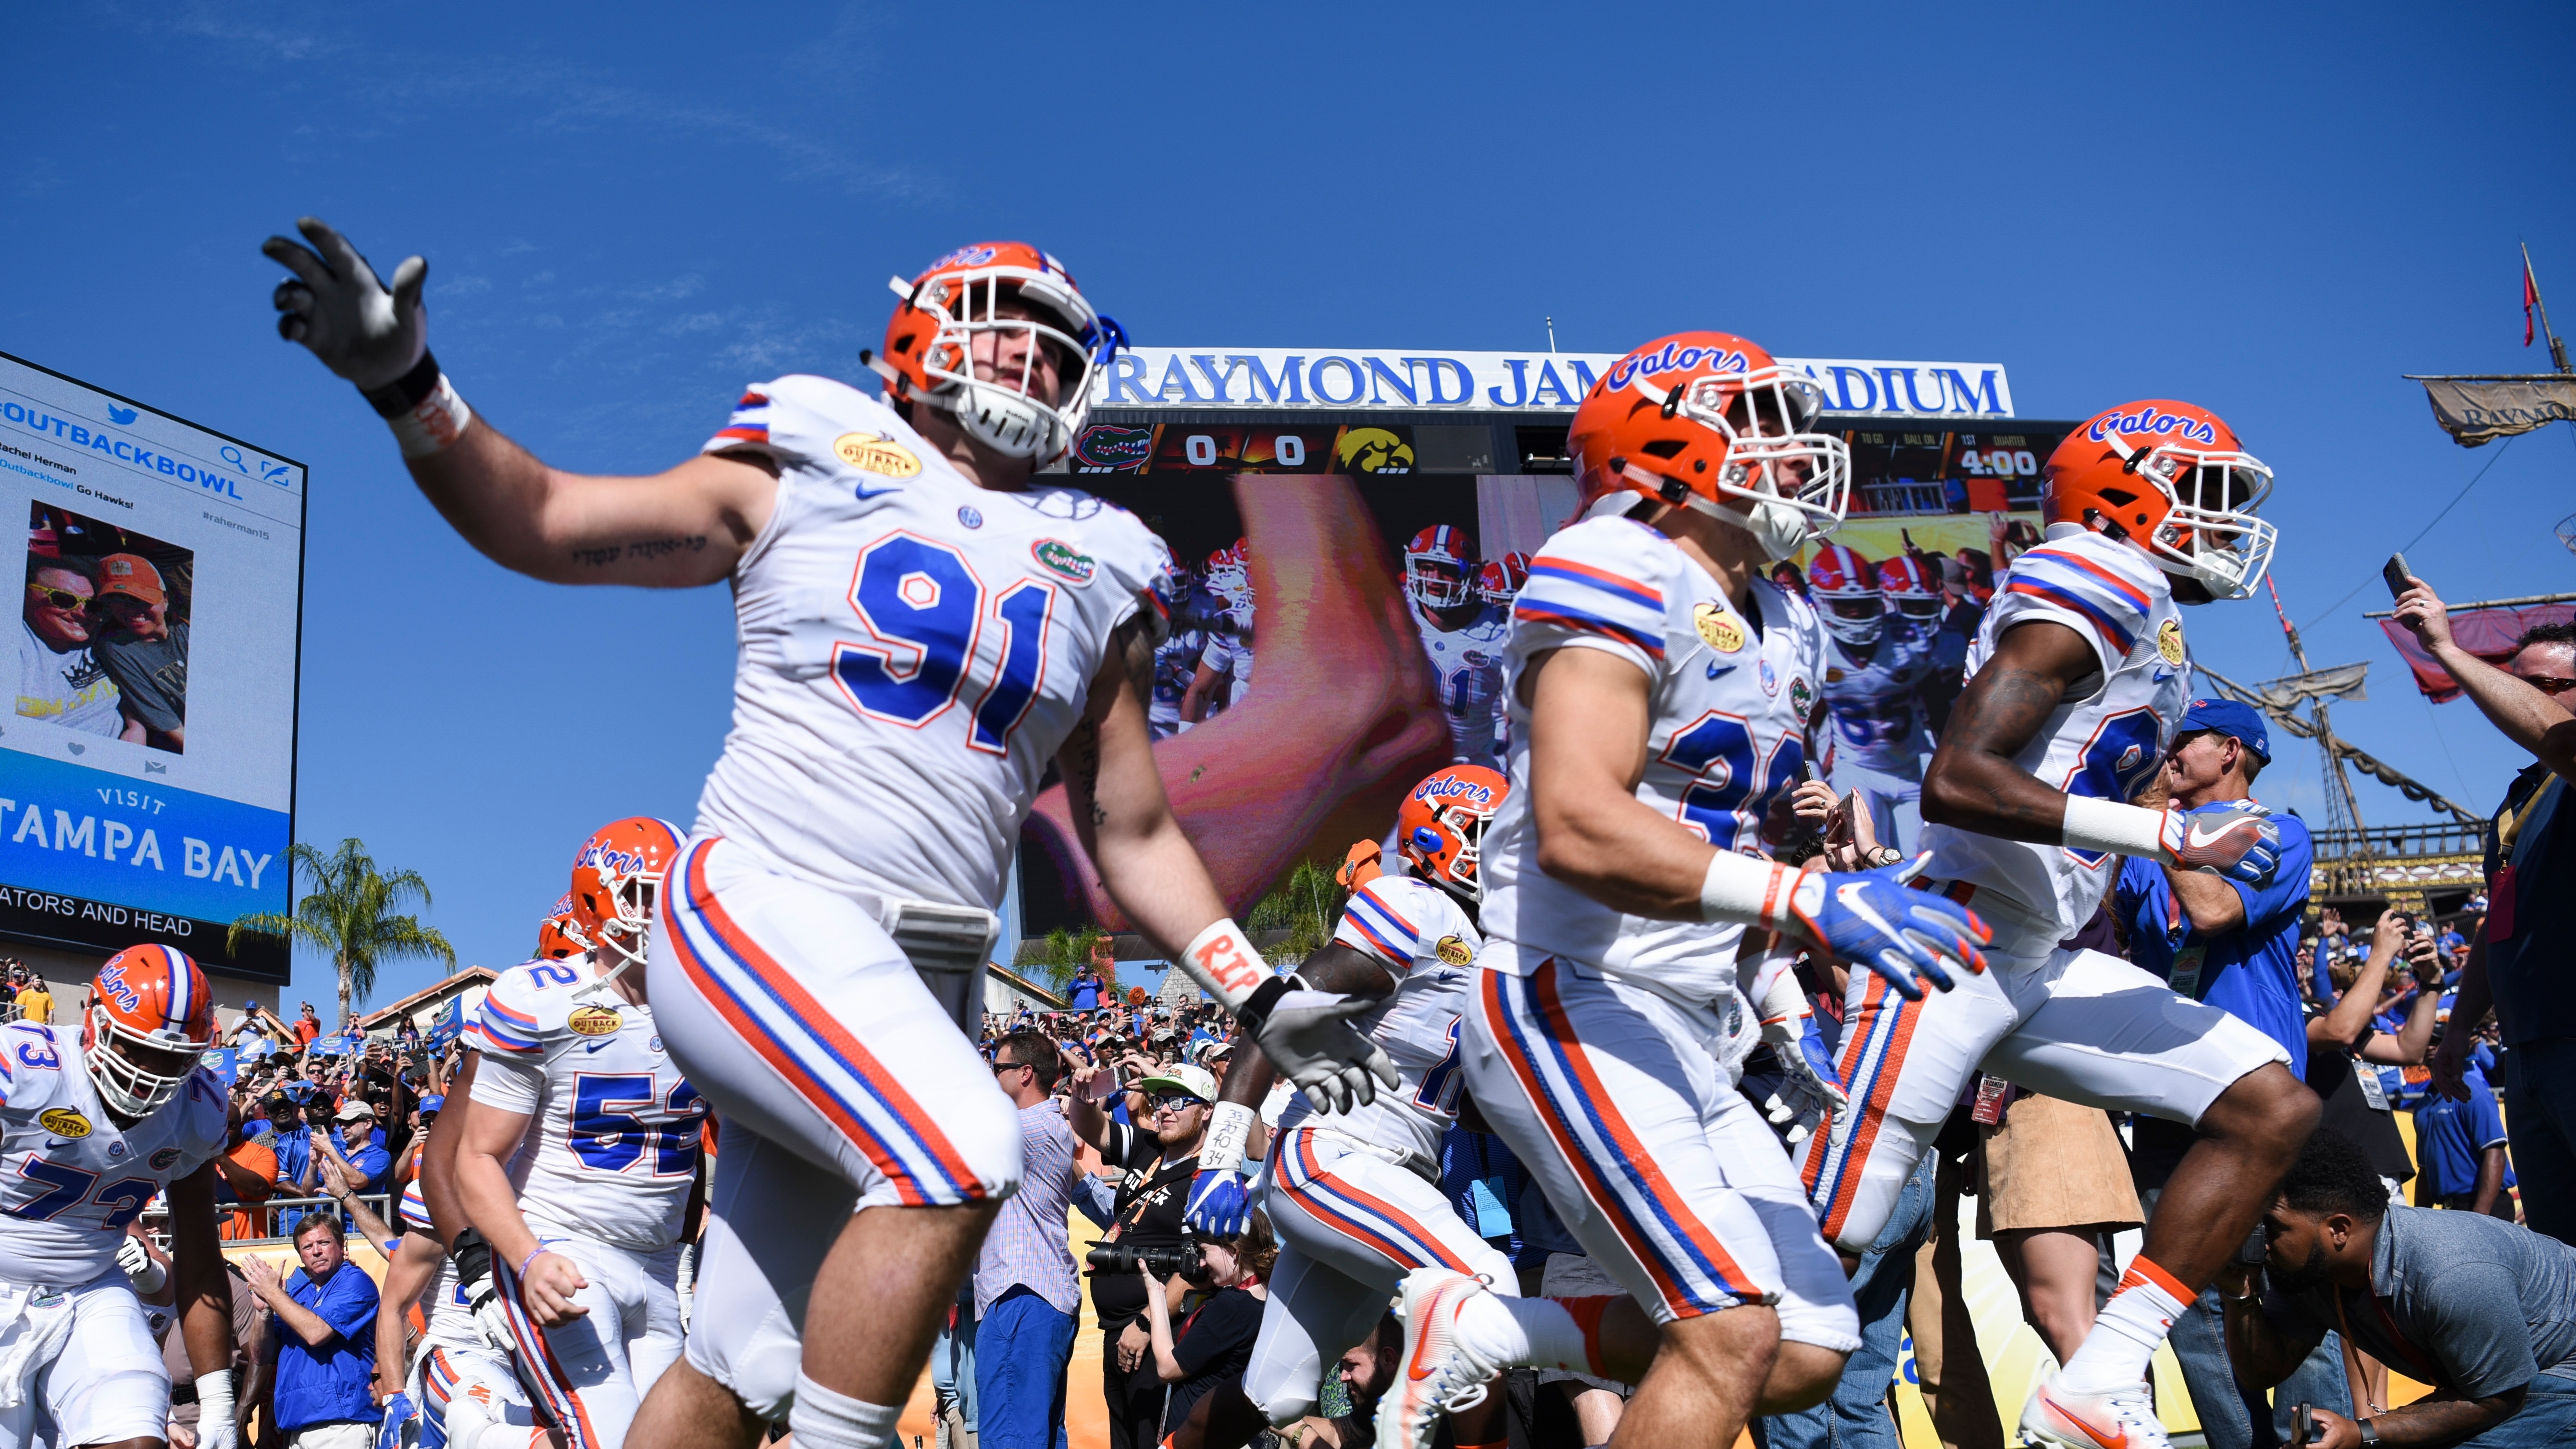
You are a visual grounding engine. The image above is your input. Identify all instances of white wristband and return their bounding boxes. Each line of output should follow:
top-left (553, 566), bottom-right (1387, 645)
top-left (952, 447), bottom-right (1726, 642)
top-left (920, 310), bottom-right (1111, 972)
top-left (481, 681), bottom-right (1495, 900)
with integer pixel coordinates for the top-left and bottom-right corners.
top-left (1699, 852), bottom-right (1810, 928)
top-left (194, 1369), bottom-right (236, 1431)
top-left (1755, 951), bottom-right (1812, 1039)
top-left (1200, 1100), bottom-right (1255, 1178)
top-left (2059, 794), bottom-right (2169, 860)
top-left (388, 371), bottom-right (473, 459)
top-left (1178, 919), bottom-right (1268, 1011)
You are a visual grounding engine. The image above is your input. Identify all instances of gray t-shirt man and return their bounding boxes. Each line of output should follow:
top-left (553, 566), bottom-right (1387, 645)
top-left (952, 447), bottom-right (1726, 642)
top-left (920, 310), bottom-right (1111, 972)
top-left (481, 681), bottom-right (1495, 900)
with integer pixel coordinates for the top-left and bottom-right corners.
top-left (2272, 1205), bottom-right (2576, 1398)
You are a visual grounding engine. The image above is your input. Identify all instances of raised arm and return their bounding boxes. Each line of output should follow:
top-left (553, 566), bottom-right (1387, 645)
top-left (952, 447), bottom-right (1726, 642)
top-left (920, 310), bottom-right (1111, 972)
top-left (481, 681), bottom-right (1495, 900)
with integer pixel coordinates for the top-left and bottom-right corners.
top-left (262, 217), bottom-right (777, 587)
top-left (2312, 918), bottom-right (2402, 1052)
top-left (2394, 578), bottom-right (2576, 783)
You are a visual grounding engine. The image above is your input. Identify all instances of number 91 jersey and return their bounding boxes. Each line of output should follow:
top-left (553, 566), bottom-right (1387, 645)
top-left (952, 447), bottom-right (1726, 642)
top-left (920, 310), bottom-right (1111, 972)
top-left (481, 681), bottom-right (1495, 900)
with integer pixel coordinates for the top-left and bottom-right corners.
top-left (0, 1023), bottom-right (225, 1286)
top-left (694, 376), bottom-right (1172, 909)
top-left (467, 959), bottom-right (705, 1251)
top-left (1478, 516), bottom-right (1824, 1003)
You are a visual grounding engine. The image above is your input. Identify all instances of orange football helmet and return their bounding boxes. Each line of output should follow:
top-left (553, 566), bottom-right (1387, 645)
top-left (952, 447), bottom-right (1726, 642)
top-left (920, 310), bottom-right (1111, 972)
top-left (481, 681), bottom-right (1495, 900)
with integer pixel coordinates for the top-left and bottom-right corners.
top-left (569, 819), bottom-right (684, 977)
top-left (864, 242), bottom-right (1124, 463)
top-left (536, 891), bottom-right (588, 960)
top-left (1397, 764), bottom-right (1509, 904)
top-left (1476, 551), bottom-right (1531, 608)
top-left (1806, 543), bottom-right (1884, 648)
top-left (1569, 333), bottom-right (1848, 561)
top-left (2042, 400), bottom-right (2276, 599)
top-left (86, 943), bottom-right (215, 1118)
top-left (1875, 554), bottom-right (1944, 623)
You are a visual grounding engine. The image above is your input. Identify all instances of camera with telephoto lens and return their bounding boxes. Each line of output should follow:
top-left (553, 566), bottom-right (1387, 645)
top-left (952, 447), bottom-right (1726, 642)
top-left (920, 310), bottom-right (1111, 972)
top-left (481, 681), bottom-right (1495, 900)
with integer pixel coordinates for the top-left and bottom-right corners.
top-left (1085, 1240), bottom-right (1208, 1283)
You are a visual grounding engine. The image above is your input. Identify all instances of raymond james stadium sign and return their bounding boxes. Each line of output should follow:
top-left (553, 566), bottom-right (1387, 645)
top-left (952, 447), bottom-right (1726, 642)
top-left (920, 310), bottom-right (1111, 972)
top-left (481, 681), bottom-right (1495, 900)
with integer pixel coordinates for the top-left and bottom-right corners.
top-left (1091, 348), bottom-right (2014, 418)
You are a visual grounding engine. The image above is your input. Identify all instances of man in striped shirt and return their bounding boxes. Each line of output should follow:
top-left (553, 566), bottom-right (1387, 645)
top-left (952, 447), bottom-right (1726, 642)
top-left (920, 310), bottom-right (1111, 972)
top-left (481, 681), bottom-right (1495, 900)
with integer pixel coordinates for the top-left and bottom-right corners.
top-left (976, 1029), bottom-right (1085, 1449)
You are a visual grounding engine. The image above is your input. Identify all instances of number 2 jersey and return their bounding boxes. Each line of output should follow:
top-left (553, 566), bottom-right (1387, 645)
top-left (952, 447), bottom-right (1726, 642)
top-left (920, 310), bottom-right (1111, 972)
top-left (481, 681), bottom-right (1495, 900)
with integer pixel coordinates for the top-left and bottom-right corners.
top-left (1478, 515), bottom-right (1825, 1004)
top-left (1275, 874), bottom-right (1481, 1166)
top-left (695, 376), bottom-right (1171, 911)
top-left (467, 959), bottom-right (705, 1251)
top-left (0, 1023), bottom-right (225, 1285)
top-left (1913, 525), bottom-right (2191, 945)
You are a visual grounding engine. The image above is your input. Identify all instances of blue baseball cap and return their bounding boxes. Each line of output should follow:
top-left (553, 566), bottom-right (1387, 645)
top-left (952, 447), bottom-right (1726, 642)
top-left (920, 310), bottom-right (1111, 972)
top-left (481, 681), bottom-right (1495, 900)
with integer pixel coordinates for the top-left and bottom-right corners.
top-left (2178, 698), bottom-right (2271, 764)
top-left (418, 1095), bottom-right (445, 1114)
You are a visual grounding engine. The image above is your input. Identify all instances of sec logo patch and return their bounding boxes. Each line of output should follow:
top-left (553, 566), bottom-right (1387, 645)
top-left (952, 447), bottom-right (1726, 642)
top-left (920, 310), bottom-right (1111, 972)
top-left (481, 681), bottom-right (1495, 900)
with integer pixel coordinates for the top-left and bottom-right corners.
top-left (834, 432), bottom-right (923, 477)
top-left (1435, 936), bottom-right (1474, 968)
top-left (2157, 618), bottom-right (2186, 666)
top-left (1693, 603), bottom-right (1745, 653)
top-left (568, 1006), bottom-right (623, 1037)
top-left (39, 1109), bottom-right (89, 1138)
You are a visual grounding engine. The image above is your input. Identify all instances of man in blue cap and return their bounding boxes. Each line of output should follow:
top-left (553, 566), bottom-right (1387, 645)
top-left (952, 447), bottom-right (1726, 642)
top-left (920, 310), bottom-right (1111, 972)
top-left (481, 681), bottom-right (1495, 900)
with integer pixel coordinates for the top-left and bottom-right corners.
top-left (2116, 696), bottom-right (2334, 1449)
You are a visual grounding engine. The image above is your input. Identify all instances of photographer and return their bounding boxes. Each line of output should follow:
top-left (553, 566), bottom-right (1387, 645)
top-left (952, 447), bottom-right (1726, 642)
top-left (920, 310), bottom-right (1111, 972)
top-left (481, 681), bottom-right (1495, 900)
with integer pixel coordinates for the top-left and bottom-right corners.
top-left (1140, 1211), bottom-right (1275, 1437)
top-left (2224, 1130), bottom-right (2576, 1449)
top-left (1069, 1060), bottom-right (1217, 1449)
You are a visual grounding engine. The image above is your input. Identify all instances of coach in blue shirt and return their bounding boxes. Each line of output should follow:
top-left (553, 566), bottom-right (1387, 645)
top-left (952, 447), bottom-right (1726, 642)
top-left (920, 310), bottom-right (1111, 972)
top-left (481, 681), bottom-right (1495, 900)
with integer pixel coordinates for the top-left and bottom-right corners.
top-left (245, 1213), bottom-right (380, 1440)
top-left (2118, 697), bottom-right (2332, 1449)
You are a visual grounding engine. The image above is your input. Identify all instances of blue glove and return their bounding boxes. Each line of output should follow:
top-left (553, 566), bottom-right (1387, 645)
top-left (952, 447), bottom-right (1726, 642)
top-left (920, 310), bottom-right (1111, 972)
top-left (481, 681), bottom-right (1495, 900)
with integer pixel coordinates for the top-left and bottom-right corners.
top-left (377, 1392), bottom-right (419, 1449)
top-left (1184, 1167), bottom-right (1252, 1239)
top-left (1789, 856), bottom-right (1991, 1000)
top-left (2161, 799), bottom-right (2282, 887)
top-left (1792, 1017), bottom-right (1847, 1109)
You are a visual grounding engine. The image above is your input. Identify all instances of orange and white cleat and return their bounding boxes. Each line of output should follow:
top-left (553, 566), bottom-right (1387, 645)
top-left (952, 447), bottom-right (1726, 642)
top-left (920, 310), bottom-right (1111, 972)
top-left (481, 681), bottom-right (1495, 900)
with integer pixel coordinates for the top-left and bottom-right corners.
top-left (1375, 1269), bottom-right (1509, 1449)
top-left (2021, 1374), bottom-right (2170, 1449)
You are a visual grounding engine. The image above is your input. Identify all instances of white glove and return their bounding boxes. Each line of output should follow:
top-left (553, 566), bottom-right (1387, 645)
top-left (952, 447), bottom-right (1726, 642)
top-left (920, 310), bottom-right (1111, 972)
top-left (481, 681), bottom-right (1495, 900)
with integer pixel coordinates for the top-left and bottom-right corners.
top-left (194, 1371), bottom-right (238, 1449)
top-left (1754, 961), bottom-right (1848, 1145)
top-left (1237, 978), bottom-right (1399, 1113)
top-left (261, 218), bottom-right (429, 391)
top-left (117, 1234), bottom-right (166, 1295)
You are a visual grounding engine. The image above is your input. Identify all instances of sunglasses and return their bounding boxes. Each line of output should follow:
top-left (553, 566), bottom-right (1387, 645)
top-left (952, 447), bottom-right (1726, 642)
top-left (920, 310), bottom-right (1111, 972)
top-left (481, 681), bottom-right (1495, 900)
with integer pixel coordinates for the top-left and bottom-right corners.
top-left (991, 1058), bottom-right (1033, 1074)
top-left (26, 587), bottom-right (90, 611)
top-left (1150, 1093), bottom-right (1207, 1113)
top-left (2522, 675), bottom-right (2576, 696)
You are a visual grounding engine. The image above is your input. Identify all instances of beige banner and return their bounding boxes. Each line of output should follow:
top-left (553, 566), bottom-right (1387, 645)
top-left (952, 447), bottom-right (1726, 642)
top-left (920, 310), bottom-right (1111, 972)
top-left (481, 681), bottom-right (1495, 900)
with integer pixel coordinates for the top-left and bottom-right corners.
top-left (2416, 375), bottom-right (2576, 447)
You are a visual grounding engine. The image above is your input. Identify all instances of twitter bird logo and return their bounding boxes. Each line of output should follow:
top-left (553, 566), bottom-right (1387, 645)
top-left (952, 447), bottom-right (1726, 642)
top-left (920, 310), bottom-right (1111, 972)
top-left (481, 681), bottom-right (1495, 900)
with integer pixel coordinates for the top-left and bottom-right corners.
top-left (106, 405), bottom-right (137, 425)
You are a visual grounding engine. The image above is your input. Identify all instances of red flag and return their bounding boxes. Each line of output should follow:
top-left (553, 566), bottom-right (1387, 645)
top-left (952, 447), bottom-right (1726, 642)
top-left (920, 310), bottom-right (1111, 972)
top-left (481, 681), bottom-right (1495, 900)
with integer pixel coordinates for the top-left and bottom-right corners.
top-left (2528, 255), bottom-right (2541, 347)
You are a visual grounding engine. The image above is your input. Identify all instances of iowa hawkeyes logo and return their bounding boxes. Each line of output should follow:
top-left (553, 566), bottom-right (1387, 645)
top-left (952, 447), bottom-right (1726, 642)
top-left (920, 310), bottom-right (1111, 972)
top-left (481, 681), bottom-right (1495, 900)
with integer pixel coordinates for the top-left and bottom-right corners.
top-left (1074, 425), bottom-right (1155, 470)
top-left (1335, 428), bottom-right (1414, 475)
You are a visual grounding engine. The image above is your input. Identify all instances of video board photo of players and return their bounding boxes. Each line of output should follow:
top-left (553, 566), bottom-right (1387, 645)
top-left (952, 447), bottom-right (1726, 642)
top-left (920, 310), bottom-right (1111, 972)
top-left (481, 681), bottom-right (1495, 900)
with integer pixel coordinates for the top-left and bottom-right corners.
top-left (22, 502), bottom-right (193, 754)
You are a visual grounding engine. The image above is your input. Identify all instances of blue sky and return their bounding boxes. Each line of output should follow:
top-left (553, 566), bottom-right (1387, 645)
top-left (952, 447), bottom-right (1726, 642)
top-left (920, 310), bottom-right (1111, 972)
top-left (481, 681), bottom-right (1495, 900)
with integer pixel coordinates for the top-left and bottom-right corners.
top-left (3, 2), bottom-right (2571, 1010)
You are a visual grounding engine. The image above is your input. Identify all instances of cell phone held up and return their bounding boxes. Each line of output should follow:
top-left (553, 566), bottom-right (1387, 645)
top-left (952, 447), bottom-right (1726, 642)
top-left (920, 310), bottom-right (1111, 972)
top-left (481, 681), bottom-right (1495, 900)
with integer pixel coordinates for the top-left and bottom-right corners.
top-left (2383, 552), bottom-right (2413, 603)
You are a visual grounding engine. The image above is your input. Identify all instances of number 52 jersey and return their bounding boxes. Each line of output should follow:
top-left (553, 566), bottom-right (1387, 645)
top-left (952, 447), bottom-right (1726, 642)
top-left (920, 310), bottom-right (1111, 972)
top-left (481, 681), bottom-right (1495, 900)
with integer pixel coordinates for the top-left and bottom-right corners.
top-left (468, 960), bottom-right (706, 1251)
top-left (0, 1023), bottom-right (226, 1285)
top-left (1477, 515), bottom-right (1825, 1003)
top-left (693, 376), bottom-right (1172, 911)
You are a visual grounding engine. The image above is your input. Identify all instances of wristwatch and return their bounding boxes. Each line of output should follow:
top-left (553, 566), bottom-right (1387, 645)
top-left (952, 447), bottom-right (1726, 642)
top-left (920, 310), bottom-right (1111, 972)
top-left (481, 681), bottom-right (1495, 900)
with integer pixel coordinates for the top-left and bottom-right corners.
top-left (2358, 1419), bottom-right (2380, 1444)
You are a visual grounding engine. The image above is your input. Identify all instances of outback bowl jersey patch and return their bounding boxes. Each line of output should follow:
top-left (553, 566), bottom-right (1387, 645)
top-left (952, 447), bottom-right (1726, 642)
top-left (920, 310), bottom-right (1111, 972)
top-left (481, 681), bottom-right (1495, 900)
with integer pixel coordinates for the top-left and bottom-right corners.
top-left (1276, 874), bottom-right (1482, 1162)
top-left (695, 375), bottom-right (1171, 910)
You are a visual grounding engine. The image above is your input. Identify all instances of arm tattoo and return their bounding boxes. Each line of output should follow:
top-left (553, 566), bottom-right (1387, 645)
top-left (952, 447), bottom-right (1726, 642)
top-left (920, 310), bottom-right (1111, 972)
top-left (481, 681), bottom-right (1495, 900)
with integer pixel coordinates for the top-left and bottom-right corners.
top-left (1061, 718), bottom-right (1108, 828)
top-left (571, 535), bottom-right (709, 568)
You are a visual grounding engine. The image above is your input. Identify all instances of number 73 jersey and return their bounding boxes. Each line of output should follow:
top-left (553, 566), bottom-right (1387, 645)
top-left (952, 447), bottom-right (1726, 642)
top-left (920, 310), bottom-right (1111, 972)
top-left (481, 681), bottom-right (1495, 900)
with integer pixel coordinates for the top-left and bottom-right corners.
top-left (0, 1023), bottom-right (226, 1286)
top-left (468, 959), bottom-right (706, 1251)
top-left (1478, 515), bottom-right (1825, 1004)
top-left (692, 376), bottom-right (1172, 911)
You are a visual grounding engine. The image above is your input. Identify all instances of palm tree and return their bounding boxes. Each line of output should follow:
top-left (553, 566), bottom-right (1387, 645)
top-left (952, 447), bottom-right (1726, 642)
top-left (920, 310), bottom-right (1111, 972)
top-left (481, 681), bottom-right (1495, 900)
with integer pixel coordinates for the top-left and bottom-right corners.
top-left (1246, 858), bottom-right (1347, 967)
top-left (1037, 924), bottom-right (1109, 994)
top-left (230, 838), bottom-right (457, 1031)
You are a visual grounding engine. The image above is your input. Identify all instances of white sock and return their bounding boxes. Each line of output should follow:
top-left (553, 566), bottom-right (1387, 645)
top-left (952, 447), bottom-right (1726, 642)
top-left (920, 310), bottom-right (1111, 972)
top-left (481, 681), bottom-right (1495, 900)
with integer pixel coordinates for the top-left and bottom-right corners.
top-left (2058, 1256), bottom-right (2190, 1394)
top-left (792, 1372), bottom-right (904, 1449)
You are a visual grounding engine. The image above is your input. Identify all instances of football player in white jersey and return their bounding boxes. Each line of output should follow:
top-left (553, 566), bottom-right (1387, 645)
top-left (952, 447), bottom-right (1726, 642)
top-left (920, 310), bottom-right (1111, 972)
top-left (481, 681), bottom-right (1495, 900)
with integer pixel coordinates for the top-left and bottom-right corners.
top-left (0, 944), bottom-right (237, 1449)
top-left (1176, 765), bottom-right (1515, 1449)
top-left (264, 222), bottom-right (1393, 1449)
top-left (1184, 541), bottom-right (1257, 723)
top-left (1404, 526), bottom-right (1510, 770)
top-left (378, 1180), bottom-right (542, 1449)
top-left (1372, 336), bottom-right (1991, 1449)
top-left (453, 818), bottom-right (706, 1449)
top-left (1803, 400), bottom-right (2315, 1449)
top-left (1807, 543), bottom-right (1937, 854)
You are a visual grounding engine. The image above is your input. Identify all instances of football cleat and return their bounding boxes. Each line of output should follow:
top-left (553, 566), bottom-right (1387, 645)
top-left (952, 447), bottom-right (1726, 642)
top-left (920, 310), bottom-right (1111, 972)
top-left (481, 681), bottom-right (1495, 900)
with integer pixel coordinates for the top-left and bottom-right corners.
top-left (2021, 1374), bottom-right (2171, 1449)
top-left (1377, 1270), bottom-right (1510, 1449)
top-left (2043, 400), bottom-right (2276, 599)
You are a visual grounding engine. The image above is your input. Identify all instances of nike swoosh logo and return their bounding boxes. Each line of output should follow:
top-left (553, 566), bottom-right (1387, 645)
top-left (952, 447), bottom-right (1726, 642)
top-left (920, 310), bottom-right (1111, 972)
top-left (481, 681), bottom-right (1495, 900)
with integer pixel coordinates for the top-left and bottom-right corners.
top-left (1706, 664), bottom-right (1737, 680)
top-left (2041, 1392), bottom-right (2128, 1449)
top-left (584, 1040), bottom-right (610, 1053)
top-left (852, 480), bottom-right (900, 501)
top-left (2150, 667), bottom-right (2179, 683)
top-left (2186, 821), bottom-right (2245, 849)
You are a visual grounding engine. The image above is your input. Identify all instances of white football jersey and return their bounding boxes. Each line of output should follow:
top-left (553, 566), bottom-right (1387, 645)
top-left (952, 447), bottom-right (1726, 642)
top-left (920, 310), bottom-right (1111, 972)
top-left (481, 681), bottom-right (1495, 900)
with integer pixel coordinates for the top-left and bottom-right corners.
top-left (397, 1181), bottom-right (483, 1355)
top-left (1819, 626), bottom-right (1935, 773)
top-left (0, 1023), bottom-right (225, 1286)
top-left (1916, 525), bottom-right (2191, 943)
top-left (1479, 516), bottom-right (1825, 1004)
top-left (1277, 874), bottom-right (1481, 1163)
top-left (695, 377), bottom-right (1171, 911)
top-left (1411, 600), bottom-right (1510, 770)
top-left (467, 958), bottom-right (705, 1251)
